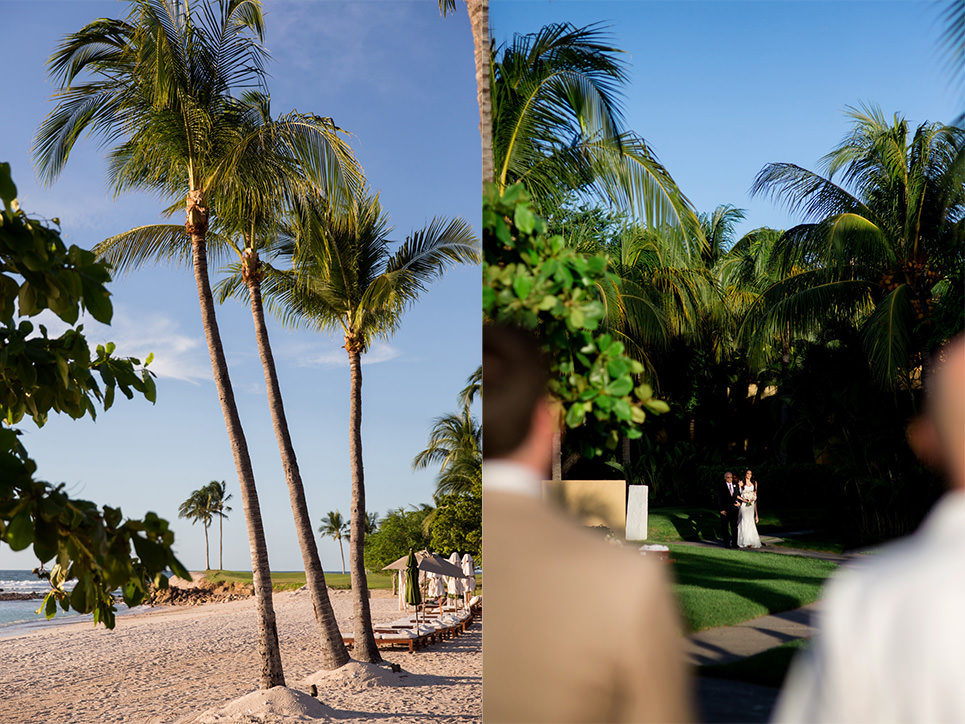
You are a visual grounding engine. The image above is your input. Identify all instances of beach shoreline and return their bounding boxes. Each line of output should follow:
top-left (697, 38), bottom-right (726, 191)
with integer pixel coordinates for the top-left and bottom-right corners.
top-left (0, 587), bottom-right (481, 722)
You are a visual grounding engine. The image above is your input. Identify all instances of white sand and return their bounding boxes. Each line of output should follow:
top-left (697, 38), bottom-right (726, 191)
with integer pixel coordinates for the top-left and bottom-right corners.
top-left (0, 588), bottom-right (481, 723)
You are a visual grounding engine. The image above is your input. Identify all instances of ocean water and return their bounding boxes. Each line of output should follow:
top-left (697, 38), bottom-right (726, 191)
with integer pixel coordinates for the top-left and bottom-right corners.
top-left (0, 570), bottom-right (139, 636)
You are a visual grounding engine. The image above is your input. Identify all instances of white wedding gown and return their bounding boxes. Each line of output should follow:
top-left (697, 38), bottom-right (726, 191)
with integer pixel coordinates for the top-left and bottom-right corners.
top-left (737, 488), bottom-right (761, 548)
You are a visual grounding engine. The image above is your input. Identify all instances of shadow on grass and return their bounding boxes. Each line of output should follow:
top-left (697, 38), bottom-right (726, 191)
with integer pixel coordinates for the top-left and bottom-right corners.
top-left (699, 639), bottom-right (808, 689)
top-left (669, 546), bottom-right (836, 631)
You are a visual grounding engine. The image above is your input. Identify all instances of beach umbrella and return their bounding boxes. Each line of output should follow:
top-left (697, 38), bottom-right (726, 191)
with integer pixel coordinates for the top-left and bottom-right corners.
top-left (446, 551), bottom-right (464, 604)
top-left (382, 549), bottom-right (467, 578)
top-left (462, 553), bottom-right (476, 601)
top-left (404, 549), bottom-right (422, 626)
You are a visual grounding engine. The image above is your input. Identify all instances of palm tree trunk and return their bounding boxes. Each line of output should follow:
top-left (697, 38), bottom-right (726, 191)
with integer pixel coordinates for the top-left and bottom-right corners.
top-left (339, 538), bottom-right (345, 575)
top-left (466, 0), bottom-right (493, 185)
top-left (347, 344), bottom-right (381, 663)
top-left (245, 268), bottom-right (350, 669)
top-left (187, 193), bottom-right (285, 688)
top-left (219, 514), bottom-right (223, 571)
top-left (204, 523), bottom-right (210, 571)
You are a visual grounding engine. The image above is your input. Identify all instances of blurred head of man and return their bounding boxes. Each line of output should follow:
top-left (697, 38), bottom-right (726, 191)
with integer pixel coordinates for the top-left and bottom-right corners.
top-left (908, 334), bottom-right (965, 489)
top-left (724, 471), bottom-right (733, 483)
top-left (482, 325), bottom-right (555, 476)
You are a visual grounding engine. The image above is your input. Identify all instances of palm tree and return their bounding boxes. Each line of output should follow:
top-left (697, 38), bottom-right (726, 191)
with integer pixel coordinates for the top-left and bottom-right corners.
top-left (202, 90), bottom-right (361, 670)
top-left (34, 0), bottom-right (286, 687)
top-left (458, 365), bottom-right (482, 409)
top-left (178, 487), bottom-right (215, 570)
top-left (204, 480), bottom-right (232, 571)
top-left (750, 105), bottom-right (965, 389)
top-left (438, 0), bottom-right (492, 184)
top-left (319, 511), bottom-right (350, 574)
top-left (414, 413), bottom-right (482, 497)
top-left (491, 22), bottom-right (702, 246)
top-left (364, 511), bottom-right (380, 535)
top-left (253, 191), bottom-right (478, 663)
top-left (413, 367), bottom-right (483, 497)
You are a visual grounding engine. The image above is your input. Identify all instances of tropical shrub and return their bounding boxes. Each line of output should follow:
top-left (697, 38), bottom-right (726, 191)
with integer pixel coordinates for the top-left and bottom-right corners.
top-left (0, 163), bottom-right (187, 627)
top-left (483, 183), bottom-right (669, 458)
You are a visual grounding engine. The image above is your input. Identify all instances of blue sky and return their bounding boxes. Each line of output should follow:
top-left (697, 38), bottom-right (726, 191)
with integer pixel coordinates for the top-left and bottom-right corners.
top-left (492, 0), bottom-right (959, 238)
top-left (0, 1), bottom-right (481, 572)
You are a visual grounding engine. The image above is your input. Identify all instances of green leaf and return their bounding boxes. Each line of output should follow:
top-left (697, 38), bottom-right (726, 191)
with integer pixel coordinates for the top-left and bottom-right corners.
top-left (613, 398), bottom-right (632, 421)
top-left (6, 508), bottom-right (33, 551)
top-left (538, 294), bottom-right (557, 311)
top-left (43, 591), bottom-right (57, 619)
top-left (0, 162), bottom-right (16, 210)
top-left (604, 376), bottom-right (633, 397)
top-left (565, 402), bottom-right (587, 428)
top-left (513, 273), bottom-right (533, 301)
top-left (569, 307), bottom-right (585, 328)
top-left (514, 204), bottom-right (536, 234)
top-left (644, 399), bottom-right (670, 415)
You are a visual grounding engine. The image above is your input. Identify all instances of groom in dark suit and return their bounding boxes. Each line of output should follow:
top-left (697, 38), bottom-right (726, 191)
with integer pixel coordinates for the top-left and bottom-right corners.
top-left (717, 471), bottom-right (741, 548)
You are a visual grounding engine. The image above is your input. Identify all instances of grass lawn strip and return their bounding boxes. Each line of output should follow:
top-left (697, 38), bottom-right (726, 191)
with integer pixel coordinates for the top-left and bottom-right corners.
top-left (668, 544), bottom-right (837, 632)
top-left (205, 570), bottom-right (482, 592)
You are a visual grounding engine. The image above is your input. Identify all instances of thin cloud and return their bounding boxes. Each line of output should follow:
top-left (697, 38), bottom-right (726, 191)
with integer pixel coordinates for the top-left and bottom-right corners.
top-left (31, 305), bottom-right (211, 383)
top-left (290, 340), bottom-right (402, 368)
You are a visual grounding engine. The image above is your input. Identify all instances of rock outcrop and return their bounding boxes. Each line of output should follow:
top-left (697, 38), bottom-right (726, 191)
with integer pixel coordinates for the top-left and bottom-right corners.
top-left (148, 579), bottom-right (252, 607)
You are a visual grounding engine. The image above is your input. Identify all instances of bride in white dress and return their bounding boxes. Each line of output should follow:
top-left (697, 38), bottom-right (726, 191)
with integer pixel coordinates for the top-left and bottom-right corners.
top-left (737, 470), bottom-right (761, 549)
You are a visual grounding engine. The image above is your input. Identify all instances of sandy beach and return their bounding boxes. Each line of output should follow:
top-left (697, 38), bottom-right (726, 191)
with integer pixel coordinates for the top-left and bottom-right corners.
top-left (0, 588), bottom-right (480, 723)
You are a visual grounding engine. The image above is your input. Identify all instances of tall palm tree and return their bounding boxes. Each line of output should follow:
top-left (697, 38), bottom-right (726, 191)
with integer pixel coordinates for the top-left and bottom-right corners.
top-left (33, 0), bottom-right (287, 687)
top-left (178, 487), bottom-right (215, 570)
top-left (750, 105), bottom-right (965, 388)
top-left (319, 511), bottom-right (350, 574)
top-left (251, 191), bottom-right (478, 663)
top-left (438, 0), bottom-right (492, 185)
top-left (201, 90), bottom-right (361, 670)
top-left (491, 22), bottom-right (702, 247)
top-left (204, 480), bottom-right (232, 571)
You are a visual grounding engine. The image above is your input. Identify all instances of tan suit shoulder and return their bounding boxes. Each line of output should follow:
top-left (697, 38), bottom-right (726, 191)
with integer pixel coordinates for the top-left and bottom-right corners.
top-left (484, 491), bottom-right (692, 723)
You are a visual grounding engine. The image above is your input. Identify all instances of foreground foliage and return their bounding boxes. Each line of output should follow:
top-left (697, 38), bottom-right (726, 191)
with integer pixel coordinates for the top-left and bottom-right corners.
top-left (0, 163), bottom-right (187, 627)
top-left (484, 183), bottom-right (668, 457)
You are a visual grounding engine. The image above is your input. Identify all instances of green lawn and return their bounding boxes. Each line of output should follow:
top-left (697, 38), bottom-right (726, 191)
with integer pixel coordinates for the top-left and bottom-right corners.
top-left (204, 570), bottom-right (395, 591)
top-left (668, 544), bottom-right (837, 632)
top-left (643, 506), bottom-right (845, 554)
top-left (204, 570), bottom-right (482, 592)
top-left (699, 639), bottom-right (809, 688)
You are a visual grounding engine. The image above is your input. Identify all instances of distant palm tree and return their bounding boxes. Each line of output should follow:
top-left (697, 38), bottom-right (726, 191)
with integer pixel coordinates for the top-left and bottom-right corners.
top-left (257, 191), bottom-right (478, 664)
top-left (204, 481), bottom-right (232, 571)
top-left (458, 365), bottom-right (482, 409)
top-left (178, 487), bottom-right (216, 570)
top-left (35, 0), bottom-right (286, 686)
top-left (319, 511), bottom-right (350, 574)
top-left (413, 412), bottom-right (481, 497)
top-left (364, 511), bottom-right (380, 535)
top-left (750, 105), bottom-right (965, 388)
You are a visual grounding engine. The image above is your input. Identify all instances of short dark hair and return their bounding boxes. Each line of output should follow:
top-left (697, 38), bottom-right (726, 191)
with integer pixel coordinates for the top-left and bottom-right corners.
top-left (482, 324), bottom-right (549, 459)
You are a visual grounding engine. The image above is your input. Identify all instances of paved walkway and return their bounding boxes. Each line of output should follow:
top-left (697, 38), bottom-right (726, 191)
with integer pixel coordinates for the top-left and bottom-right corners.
top-left (689, 604), bottom-right (818, 722)
top-left (687, 602), bottom-right (819, 666)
